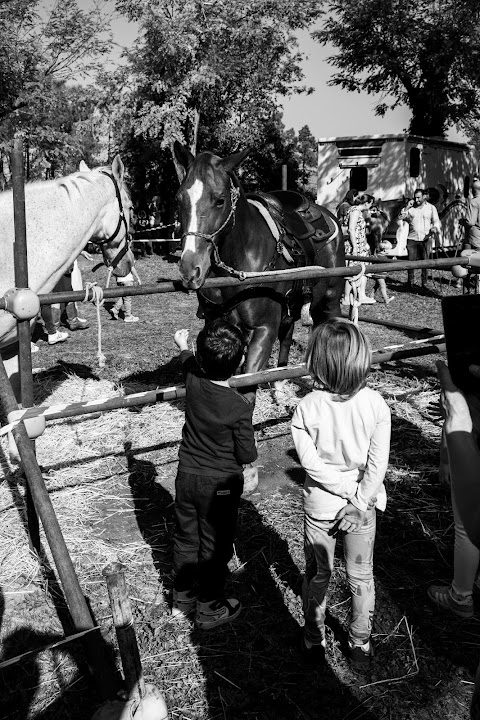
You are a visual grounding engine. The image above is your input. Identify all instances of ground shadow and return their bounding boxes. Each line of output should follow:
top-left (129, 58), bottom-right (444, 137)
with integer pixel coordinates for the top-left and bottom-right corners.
top-left (284, 404), bottom-right (480, 714)
top-left (121, 357), bottom-right (184, 392)
top-left (124, 447), bottom-right (380, 719)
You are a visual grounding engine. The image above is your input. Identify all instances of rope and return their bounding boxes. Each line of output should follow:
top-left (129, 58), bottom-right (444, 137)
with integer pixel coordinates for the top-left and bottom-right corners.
top-left (344, 263), bottom-right (366, 325)
top-left (83, 282), bottom-right (106, 368)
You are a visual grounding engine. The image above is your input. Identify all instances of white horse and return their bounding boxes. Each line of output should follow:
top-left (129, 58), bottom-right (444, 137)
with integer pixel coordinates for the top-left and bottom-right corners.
top-left (0, 155), bottom-right (131, 438)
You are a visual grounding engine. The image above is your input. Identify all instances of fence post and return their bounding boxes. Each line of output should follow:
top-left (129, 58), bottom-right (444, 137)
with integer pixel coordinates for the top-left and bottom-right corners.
top-left (10, 135), bottom-right (40, 551)
top-left (0, 358), bottom-right (119, 701)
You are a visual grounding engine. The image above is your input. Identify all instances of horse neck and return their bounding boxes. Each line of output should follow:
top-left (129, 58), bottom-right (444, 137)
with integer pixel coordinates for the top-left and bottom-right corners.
top-left (226, 193), bottom-right (275, 269)
top-left (0, 174), bottom-right (113, 294)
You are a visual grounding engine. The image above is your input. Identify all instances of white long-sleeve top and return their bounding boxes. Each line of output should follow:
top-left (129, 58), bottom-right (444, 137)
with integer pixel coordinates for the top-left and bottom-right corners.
top-left (291, 386), bottom-right (391, 520)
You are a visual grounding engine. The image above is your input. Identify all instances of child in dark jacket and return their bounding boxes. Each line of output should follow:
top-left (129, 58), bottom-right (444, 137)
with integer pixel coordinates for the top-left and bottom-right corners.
top-left (172, 319), bottom-right (257, 629)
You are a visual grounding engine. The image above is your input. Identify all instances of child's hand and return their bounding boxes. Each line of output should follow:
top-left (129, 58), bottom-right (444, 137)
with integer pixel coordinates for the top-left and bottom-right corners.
top-left (174, 329), bottom-right (189, 351)
top-left (334, 503), bottom-right (366, 533)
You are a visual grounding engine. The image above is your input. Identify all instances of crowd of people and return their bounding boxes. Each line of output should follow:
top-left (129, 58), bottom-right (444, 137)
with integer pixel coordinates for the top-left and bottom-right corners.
top-left (336, 185), bottom-right (448, 304)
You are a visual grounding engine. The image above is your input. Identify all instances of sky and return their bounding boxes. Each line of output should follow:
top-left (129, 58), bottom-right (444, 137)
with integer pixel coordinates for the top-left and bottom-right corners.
top-left (106, 6), bottom-right (467, 145)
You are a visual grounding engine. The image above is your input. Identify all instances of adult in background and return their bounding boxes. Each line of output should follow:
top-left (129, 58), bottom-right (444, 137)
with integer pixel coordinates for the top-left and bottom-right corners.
top-left (402, 188), bottom-right (441, 289)
top-left (344, 193), bottom-right (376, 304)
top-left (452, 179), bottom-right (480, 290)
top-left (436, 361), bottom-right (480, 719)
top-left (336, 189), bottom-right (359, 230)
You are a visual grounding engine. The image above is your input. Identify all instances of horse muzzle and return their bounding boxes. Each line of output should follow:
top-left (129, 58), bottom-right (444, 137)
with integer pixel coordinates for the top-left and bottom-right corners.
top-left (178, 252), bottom-right (208, 290)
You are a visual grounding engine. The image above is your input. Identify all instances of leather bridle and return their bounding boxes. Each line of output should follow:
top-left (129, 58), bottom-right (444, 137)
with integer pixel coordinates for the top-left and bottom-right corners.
top-left (181, 181), bottom-right (240, 248)
top-left (91, 171), bottom-right (131, 272)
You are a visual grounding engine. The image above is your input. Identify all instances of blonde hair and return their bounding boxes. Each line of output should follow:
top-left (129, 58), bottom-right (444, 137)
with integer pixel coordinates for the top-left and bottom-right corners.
top-left (305, 318), bottom-right (372, 397)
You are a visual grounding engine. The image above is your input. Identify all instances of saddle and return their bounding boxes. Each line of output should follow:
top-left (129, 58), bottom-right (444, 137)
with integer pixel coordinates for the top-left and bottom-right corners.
top-left (246, 190), bottom-right (337, 266)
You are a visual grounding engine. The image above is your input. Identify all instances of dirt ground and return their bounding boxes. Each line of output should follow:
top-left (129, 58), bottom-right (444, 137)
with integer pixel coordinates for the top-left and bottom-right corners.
top-left (0, 250), bottom-right (478, 720)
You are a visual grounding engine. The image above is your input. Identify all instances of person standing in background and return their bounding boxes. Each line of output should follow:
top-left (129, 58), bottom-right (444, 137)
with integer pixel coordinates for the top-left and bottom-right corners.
top-left (402, 189), bottom-right (441, 289)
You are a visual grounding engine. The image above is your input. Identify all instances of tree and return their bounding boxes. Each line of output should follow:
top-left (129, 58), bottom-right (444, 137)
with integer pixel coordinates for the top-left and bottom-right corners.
top-left (0, 0), bottom-right (112, 177)
top-left (116, 0), bottom-right (322, 155)
top-left (294, 125), bottom-right (317, 197)
top-left (314, 0), bottom-right (480, 137)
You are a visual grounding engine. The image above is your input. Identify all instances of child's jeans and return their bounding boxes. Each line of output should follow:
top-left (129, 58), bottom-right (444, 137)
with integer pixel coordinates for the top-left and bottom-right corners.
top-left (112, 278), bottom-right (134, 317)
top-left (173, 470), bottom-right (243, 602)
top-left (303, 509), bottom-right (376, 646)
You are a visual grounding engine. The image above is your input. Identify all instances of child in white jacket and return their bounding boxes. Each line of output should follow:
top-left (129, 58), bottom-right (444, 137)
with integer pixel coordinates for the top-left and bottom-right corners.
top-left (291, 318), bottom-right (391, 671)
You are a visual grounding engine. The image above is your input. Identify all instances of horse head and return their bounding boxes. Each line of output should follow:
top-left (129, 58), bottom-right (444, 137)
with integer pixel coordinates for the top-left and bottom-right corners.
top-left (174, 141), bottom-right (250, 290)
top-left (79, 155), bottom-right (132, 263)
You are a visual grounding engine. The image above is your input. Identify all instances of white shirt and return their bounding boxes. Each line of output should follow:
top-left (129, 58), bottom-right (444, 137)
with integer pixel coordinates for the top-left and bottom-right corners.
top-left (291, 386), bottom-right (391, 520)
top-left (404, 202), bottom-right (441, 242)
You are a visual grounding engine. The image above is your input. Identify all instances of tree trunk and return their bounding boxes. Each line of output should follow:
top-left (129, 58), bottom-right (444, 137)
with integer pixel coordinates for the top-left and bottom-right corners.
top-left (190, 106), bottom-right (200, 157)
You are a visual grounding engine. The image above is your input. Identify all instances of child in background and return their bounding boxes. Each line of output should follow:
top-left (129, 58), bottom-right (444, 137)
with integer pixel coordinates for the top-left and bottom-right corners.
top-left (110, 246), bottom-right (141, 322)
top-left (371, 239), bottom-right (395, 304)
top-left (291, 318), bottom-right (391, 670)
top-left (172, 320), bottom-right (257, 629)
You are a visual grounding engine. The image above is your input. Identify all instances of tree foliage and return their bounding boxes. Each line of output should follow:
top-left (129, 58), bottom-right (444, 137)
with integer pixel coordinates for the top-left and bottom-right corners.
top-left (116, 0), bottom-right (322, 153)
top-left (314, 0), bottom-right (480, 137)
top-left (0, 0), bottom-right (112, 177)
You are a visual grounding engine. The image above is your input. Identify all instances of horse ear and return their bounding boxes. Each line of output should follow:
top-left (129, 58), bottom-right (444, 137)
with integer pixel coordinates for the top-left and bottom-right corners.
top-left (79, 160), bottom-right (90, 171)
top-left (111, 155), bottom-right (125, 185)
top-left (221, 148), bottom-right (251, 174)
top-left (173, 141), bottom-right (195, 179)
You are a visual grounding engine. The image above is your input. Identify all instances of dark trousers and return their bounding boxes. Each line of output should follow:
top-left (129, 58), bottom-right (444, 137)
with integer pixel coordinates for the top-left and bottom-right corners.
top-left (41, 274), bottom-right (77, 333)
top-left (173, 470), bottom-right (243, 601)
top-left (407, 238), bottom-right (432, 286)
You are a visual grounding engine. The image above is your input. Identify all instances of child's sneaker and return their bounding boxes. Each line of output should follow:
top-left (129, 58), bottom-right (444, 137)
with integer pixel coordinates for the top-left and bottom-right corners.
top-left (427, 584), bottom-right (474, 619)
top-left (68, 317), bottom-right (89, 331)
top-left (348, 638), bottom-right (374, 671)
top-left (195, 598), bottom-right (242, 630)
top-left (171, 590), bottom-right (197, 619)
top-left (110, 310), bottom-right (119, 320)
top-left (47, 330), bottom-right (69, 345)
top-left (124, 315), bottom-right (139, 323)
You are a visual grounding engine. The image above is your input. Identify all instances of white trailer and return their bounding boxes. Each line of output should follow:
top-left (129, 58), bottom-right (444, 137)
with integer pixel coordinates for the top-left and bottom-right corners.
top-left (316, 134), bottom-right (479, 250)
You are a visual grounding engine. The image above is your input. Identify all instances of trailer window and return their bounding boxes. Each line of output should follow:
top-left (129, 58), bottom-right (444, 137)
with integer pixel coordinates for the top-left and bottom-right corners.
top-left (409, 148), bottom-right (421, 177)
top-left (464, 176), bottom-right (470, 198)
top-left (350, 167), bottom-right (368, 191)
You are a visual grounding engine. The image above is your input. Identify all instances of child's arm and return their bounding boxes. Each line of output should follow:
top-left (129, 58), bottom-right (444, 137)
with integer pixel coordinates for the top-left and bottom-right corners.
top-left (350, 400), bottom-right (391, 512)
top-left (233, 412), bottom-right (258, 467)
top-left (334, 503), bottom-right (366, 533)
top-left (291, 406), bottom-right (358, 499)
top-left (174, 329), bottom-right (189, 352)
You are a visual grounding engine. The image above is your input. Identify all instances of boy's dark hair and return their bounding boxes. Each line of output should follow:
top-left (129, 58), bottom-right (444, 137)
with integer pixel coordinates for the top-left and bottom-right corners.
top-left (196, 319), bottom-right (245, 380)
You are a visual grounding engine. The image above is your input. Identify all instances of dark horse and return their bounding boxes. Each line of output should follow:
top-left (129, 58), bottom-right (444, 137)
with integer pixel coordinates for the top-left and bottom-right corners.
top-left (174, 142), bottom-right (345, 399)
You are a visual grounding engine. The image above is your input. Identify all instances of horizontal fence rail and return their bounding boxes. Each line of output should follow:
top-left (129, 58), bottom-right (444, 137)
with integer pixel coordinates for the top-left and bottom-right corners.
top-left (0, 256), bottom-right (470, 310)
top-left (3, 338), bottom-right (446, 427)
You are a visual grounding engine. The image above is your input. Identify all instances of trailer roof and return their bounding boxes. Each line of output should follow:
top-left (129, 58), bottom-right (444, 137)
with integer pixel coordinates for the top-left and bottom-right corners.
top-left (317, 133), bottom-right (473, 151)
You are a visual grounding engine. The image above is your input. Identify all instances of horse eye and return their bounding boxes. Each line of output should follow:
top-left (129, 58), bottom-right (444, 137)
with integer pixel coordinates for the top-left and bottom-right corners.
top-left (215, 197), bottom-right (225, 207)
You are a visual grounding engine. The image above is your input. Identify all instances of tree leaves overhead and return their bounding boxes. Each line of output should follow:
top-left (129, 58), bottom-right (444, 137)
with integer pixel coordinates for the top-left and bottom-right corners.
top-left (115, 0), bottom-right (322, 152)
top-left (0, 0), bottom-right (112, 163)
top-left (314, 0), bottom-right (480, 137)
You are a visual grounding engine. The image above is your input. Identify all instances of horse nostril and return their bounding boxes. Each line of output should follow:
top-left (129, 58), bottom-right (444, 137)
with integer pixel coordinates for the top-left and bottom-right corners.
top-left (193, 265), bottom-right (201, 280)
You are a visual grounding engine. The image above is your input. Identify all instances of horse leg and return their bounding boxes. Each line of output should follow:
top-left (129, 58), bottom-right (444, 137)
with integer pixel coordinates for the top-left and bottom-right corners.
top-left (273, 318), bottom-right (295, 397)
top-left (310, 277), bottom-right (343, 326)
top-left (240, 324), bottom-right (278, 496)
